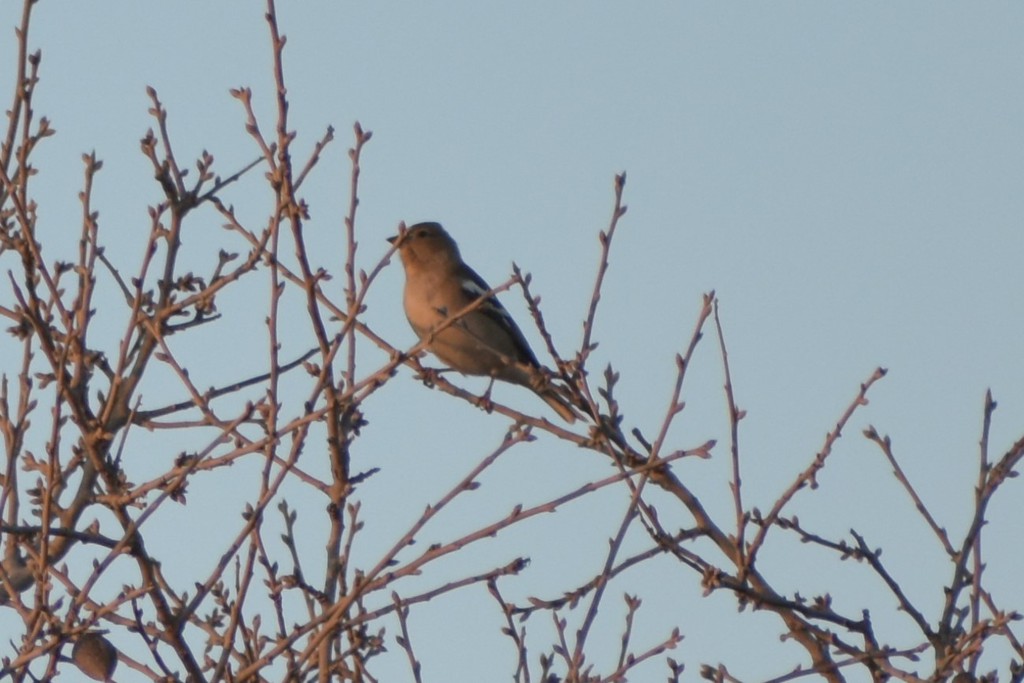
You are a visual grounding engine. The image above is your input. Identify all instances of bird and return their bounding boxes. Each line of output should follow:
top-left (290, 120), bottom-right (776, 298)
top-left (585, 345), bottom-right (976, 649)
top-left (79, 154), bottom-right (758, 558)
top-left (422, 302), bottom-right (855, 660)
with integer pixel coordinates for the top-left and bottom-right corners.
top-left (72, 631), bottom-right (118, 682)
top-left (389, 222), bottom-right (578, 423)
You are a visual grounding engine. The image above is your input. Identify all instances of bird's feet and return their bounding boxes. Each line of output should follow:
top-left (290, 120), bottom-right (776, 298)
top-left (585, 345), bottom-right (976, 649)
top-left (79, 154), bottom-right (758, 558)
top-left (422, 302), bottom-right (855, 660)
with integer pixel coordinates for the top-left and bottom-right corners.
top-left (475, 378), bottom-right (497, 414)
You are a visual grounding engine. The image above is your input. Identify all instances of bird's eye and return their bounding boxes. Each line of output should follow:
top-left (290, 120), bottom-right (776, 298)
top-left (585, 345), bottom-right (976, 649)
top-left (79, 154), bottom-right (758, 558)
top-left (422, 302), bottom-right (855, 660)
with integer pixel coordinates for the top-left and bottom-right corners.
top-left (416, 229), bottom-right (427, 238)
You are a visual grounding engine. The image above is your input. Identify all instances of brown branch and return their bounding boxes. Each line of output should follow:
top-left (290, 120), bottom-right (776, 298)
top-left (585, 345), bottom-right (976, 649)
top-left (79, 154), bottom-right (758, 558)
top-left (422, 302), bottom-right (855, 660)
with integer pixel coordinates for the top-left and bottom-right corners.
top-left (488, 578), bottom-right (532, 683)
top-left (864, 426), bottom-right (955, 556)
top-left (745, 367), bottom-right (887, 571)
top-left (714, 299), bottom-right (748, 568)
top-left (392, 593), bottom-right (424, 683)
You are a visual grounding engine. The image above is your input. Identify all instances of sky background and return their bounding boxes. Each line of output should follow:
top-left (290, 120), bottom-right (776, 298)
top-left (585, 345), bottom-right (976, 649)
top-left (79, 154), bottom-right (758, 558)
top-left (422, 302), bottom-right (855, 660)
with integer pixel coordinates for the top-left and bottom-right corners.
top-left (2, 2), bottom-right (1023, 681)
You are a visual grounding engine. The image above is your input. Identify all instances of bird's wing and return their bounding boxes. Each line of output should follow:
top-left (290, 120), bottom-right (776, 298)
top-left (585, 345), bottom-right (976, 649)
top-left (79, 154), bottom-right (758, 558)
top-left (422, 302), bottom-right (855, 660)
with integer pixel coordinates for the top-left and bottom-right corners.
top-left (457, 266), bottom-right (542, 368)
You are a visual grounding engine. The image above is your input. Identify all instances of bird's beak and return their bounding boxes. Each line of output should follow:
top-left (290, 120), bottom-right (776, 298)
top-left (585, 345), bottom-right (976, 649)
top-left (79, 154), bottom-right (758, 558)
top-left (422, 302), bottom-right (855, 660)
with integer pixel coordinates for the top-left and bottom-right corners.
top-left (389, 222), bottom-right (408, 246)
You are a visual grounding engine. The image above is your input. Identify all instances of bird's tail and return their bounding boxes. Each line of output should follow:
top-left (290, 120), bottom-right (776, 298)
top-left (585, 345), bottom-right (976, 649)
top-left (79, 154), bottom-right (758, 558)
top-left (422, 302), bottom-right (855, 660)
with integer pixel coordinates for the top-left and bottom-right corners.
top-left (537, 387), bottom-right (581, 424)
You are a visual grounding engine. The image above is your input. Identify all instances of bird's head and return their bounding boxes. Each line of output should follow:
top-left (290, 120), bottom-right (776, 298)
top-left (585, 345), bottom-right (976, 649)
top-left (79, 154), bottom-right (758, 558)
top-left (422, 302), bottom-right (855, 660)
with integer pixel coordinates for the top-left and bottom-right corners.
top-left (388, 221), bottom-right (462, 269)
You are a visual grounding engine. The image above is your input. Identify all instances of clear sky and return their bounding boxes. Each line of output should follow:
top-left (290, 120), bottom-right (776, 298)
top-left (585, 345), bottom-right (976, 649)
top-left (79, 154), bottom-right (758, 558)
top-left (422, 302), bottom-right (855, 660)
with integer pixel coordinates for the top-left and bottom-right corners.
top-left (3, 2), bottom-right (1023, 680)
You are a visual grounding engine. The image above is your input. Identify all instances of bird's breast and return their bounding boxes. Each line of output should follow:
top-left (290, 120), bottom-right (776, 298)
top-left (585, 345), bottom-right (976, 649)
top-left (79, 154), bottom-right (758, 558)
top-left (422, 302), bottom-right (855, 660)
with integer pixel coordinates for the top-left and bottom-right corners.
top-left (402, 272), bottom-right (449, 337)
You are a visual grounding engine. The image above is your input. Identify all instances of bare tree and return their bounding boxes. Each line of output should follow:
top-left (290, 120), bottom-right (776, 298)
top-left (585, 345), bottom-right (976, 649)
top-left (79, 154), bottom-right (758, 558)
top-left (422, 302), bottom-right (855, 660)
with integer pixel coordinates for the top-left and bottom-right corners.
top-left (0, 2), bottom-right (1021, 681)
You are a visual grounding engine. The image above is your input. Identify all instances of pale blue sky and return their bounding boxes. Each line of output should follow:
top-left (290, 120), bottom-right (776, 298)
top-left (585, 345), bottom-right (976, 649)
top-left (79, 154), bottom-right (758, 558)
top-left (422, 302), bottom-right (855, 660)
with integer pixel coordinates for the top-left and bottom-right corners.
top-left (3, 2), bottom-right (1023, 680)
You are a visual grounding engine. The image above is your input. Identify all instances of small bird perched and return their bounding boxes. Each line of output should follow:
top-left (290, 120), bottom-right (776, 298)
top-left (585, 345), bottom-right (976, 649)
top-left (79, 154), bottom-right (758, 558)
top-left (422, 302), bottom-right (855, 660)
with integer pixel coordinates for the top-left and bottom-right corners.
top-left (389, 222), bottom-right (578, 423)
top-left (72, 631), bottom-right (118, 682)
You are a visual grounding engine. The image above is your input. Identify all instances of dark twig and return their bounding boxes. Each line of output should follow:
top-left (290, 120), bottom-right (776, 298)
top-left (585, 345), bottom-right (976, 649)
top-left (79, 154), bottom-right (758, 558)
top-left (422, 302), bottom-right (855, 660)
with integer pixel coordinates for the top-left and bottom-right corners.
top-left (745, 367), bottom-right (887, 572)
